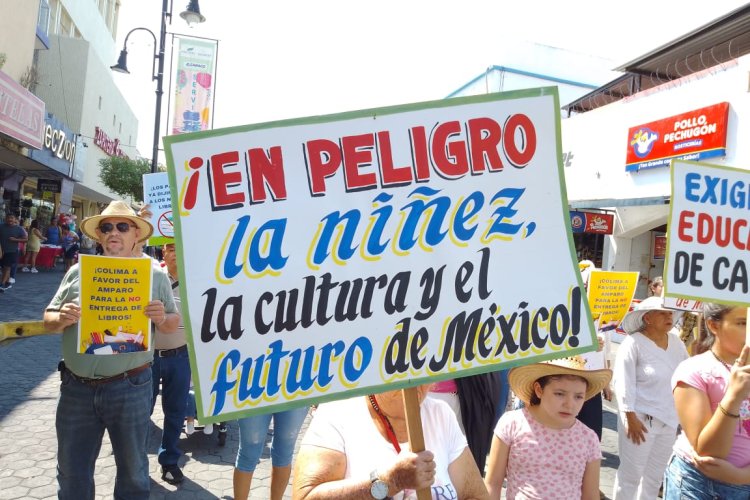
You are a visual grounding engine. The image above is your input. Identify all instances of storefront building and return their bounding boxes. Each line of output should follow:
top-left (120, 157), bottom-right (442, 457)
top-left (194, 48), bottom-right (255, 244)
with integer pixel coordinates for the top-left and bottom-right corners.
top-left (20, 112), bottom-right (87, 227)
top-left (0, 0), bottom-right (141, 227)
top-left (569, 210), bottom-right (615, 267)
top-left (0, 68), bottom-right (49, 219)
top-left (32, 0), bottom-right (140, 221)
top-left (445, 8), bottom-right (749, 299)
top-left (562, 7), bottom-right (750, 298)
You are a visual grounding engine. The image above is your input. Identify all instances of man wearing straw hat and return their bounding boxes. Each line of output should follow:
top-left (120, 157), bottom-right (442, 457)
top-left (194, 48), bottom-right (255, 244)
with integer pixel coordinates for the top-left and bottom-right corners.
top-left (43, 200), bottom-right (180, 500)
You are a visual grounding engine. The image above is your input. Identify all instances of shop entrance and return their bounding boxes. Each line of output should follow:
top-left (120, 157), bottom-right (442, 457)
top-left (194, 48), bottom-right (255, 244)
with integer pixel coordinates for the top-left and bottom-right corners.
top-left (20, 188), bottom-right (56, 228)
top-left (574, 232), bottom-right (604, 268)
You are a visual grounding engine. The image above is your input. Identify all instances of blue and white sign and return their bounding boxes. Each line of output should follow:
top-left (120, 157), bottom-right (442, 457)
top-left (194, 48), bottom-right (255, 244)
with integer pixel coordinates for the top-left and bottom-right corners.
top-left (28, 113), bottom-right (77, 177)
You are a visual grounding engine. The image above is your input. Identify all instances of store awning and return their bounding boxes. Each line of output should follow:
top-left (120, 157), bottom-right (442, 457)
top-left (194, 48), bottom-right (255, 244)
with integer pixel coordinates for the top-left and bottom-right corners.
top-left (72, 182), bottom-right (114, 204)
top-left (569, 198), bottom-right (670, 239)
top-left (0, 147), bottom-right (65, 179)
top-left (563, 5), bottom-right (750, 115)
top-left (569, 196), bottom-right (670, 210)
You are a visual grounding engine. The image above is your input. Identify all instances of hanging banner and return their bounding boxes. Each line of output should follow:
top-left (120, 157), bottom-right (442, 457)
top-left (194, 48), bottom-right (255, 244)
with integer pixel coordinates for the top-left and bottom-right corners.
top-left (163, 88), bottom-right (597, 422)
top-left (143, 172), bottom-right (174, 245)
top-left (171, 37), bottom-right (216, 134)
top-left (77, 255), bottom-right (153, 355)
top-left (625, 102), bottom-right (729, 172)
top-left (665, 160), bottom-right (750, 307)
top-left (570, 210), bottom-right (614, 234)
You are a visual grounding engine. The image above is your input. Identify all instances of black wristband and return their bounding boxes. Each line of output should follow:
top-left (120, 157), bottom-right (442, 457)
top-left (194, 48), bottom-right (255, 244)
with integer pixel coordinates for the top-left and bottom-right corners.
top-left (718, 403), bottom-right (740, 419)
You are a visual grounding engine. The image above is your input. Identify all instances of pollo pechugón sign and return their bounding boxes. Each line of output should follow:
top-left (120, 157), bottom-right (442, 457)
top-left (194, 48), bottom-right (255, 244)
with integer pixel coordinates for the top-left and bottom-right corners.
top-left (163, 89), bottom-right (596, 422)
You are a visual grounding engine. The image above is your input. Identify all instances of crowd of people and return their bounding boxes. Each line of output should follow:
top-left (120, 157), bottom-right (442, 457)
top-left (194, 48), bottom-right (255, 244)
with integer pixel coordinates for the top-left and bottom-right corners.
top-left (3, 197), bottom-right (741, 499)
top-left (0, 212), bottom-right (96, 291)
top-left (605, 274), bottom-right (749, 500)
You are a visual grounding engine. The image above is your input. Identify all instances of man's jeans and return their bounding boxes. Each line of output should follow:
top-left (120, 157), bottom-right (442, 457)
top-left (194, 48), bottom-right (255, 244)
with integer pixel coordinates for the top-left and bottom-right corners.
top-left (57, 367), bottom-right (152, 500)
top-left (151, 347), bottom-right (191, 466)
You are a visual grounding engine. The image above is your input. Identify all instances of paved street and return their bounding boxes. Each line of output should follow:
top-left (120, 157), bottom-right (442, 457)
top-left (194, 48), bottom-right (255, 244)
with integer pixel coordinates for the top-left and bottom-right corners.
top-left (0, 265), bottom-right (66, 323)
top-left (0, 333), bottom-right (310, 499)
top-left (0, 267), bottom-right (621, 499)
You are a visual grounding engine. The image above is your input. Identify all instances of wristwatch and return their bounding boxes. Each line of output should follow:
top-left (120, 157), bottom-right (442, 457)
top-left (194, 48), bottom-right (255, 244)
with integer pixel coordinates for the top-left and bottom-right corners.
top-left (369, 469), bottom-right (389, 499)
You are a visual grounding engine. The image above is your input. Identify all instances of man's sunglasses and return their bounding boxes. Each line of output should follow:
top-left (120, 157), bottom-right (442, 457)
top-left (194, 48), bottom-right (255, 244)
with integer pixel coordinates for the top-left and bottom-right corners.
top-left (98, 222), bottom-right (137, 234)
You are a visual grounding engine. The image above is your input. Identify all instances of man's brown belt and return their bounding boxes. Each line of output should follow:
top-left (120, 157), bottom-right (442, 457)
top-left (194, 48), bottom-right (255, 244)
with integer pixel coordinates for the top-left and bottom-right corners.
top-left (64, 362), bottom-right (152, 386)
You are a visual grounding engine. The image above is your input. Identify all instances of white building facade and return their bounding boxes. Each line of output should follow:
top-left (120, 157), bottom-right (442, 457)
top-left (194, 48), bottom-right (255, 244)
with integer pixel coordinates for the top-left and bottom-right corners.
top-left (562, 7), bottom-right (749, 298)
top-left (0, 0), bottom-right (141, 227)
top-left (448, 10), bottom-right (750, 299)
top-left (34, 0), bottom-right (140, 220)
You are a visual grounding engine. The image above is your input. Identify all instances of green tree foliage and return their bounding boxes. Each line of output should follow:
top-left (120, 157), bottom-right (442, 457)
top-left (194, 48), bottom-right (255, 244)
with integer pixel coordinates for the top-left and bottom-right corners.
top-left (98, 156), bottom-right (152, 202)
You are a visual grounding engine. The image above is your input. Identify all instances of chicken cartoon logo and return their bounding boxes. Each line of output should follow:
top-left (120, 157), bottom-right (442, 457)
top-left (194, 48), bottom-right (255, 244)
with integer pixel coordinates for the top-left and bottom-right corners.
top-left (630, 127), bottom-right (658, 158)
top-left (588, 215), bottom-right (609, 232)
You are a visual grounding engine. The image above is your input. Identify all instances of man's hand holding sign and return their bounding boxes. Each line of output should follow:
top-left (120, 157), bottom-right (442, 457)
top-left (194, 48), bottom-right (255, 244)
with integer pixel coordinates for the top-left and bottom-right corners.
top-left (164, 89), bottom-right (597, 499)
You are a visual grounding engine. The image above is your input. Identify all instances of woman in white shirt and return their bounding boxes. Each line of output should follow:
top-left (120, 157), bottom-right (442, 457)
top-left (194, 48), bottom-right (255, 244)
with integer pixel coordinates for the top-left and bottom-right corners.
top-left (612, 297), bottom-right (688, 499)
top-left (292, 386), bottom-right (488, 500)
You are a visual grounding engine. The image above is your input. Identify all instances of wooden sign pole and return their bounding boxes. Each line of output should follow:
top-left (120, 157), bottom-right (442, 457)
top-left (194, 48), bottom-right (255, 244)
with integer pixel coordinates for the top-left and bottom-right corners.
top-left (402, 387), bottom-right (431, 500)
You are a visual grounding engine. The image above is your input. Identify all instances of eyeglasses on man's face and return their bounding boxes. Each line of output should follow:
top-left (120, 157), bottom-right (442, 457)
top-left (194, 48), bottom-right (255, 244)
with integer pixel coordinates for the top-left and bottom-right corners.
top-left (98, 222), bottom-right (137, 234)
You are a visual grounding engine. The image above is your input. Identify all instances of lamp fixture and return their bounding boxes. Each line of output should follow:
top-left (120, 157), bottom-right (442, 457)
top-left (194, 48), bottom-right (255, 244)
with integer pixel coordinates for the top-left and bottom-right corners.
top-left (110, 49), bottom-right (130, 74)
top-left (179, 0), bottom-right (206, 26)
top-left (110, 0), bottom-right (206, 173)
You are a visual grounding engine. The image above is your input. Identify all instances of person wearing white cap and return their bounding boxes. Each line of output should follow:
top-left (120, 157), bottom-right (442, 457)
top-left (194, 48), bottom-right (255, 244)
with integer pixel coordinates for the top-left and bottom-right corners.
top-left (612, 296), bottom-right (688, 500)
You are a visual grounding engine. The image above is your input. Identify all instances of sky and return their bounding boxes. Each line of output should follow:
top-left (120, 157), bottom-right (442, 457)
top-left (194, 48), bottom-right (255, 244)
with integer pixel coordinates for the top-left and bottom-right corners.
top-left (113, 0), bottom-right (749, 161)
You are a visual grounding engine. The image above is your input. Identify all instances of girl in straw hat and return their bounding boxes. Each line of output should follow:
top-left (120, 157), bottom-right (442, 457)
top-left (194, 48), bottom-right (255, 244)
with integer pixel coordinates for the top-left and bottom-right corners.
top-left (484, 356), bottom-right (611, 499)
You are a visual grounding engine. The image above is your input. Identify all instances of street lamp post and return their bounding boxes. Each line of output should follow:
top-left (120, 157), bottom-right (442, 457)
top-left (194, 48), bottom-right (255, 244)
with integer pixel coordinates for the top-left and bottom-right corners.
top-left (111, 0), bottom-right (206, 173)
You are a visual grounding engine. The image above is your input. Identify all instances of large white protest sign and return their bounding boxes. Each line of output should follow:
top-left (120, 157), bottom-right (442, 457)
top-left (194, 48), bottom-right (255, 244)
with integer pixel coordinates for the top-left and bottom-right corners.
top-left (665, 160), bottom-right (750, 307)
top-left (163, 89), bottom-right (596, 422)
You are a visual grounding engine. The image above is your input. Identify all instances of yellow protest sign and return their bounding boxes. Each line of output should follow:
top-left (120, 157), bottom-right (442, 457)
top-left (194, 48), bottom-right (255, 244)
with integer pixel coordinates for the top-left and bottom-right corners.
top-left (587, 271), bottom-right (639, 329)
top-left (77, 255), bottom-right (153, 355)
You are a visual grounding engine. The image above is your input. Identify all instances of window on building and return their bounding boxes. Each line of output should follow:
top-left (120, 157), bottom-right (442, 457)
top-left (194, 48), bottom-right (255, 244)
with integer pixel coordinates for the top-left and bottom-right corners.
top-left (98, 96), bottom-right (102, 110)
top-left (110, 0), bottom-right (120, 39)
top-left (105, 0), bottom-right (114, 31)
top-left (113, 114), bottom-right (116, 126)
top-left (37, 0), bottom-right (50, 38)
top-left (59, 7), bottom-right (73, 37)
top-left (119, 122), bottom-right (122, 134)
top-left (48, 0), bottom-right (59, 35)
